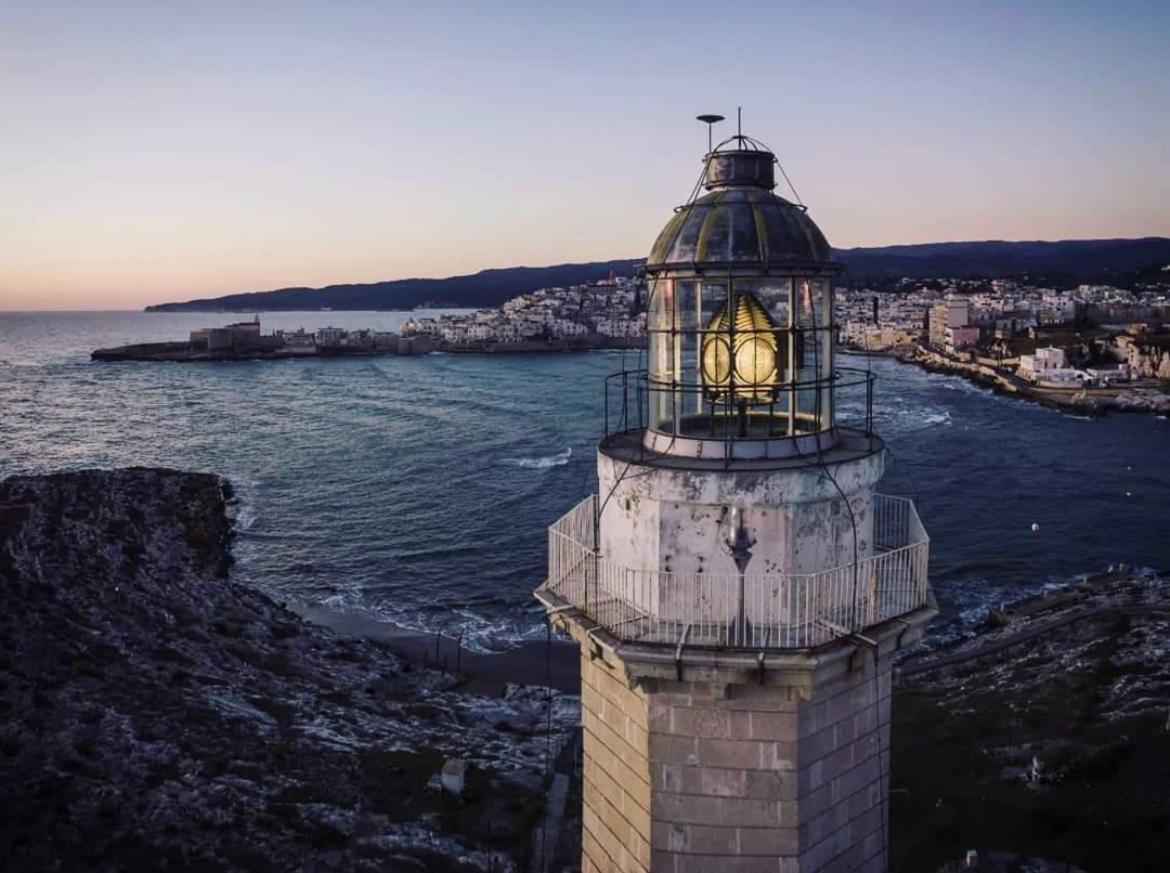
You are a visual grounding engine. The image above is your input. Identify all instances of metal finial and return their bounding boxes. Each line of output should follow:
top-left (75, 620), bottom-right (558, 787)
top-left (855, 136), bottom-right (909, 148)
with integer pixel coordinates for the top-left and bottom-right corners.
top-left (696, 114), bottom-right (724, 154)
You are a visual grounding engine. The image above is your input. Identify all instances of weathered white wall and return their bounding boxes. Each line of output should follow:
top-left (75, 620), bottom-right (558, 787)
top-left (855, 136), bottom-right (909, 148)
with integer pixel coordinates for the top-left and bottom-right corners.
top-left (597, 451), bottom-right (883, 584)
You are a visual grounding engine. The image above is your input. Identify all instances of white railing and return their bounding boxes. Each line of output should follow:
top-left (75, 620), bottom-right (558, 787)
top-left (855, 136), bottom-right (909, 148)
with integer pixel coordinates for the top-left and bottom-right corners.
top-left (539, 493), bottom-right (930, 651)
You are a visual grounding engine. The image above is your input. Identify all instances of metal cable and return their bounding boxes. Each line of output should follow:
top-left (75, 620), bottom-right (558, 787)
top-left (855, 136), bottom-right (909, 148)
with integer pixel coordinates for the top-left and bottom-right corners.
top-left (808, 281), bottom-right (862, 629)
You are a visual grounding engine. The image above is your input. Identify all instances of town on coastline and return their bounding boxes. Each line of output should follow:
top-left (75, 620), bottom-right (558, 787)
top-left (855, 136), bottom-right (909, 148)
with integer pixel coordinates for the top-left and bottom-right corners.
top-left (92, 275), bottom-right (643, 361)
top-left (399, 274), bottom-right (643, 349)
top-left (93, 270), bottom-right (1170, 415)
top-left (837, 277), bottom-right (1170, 413)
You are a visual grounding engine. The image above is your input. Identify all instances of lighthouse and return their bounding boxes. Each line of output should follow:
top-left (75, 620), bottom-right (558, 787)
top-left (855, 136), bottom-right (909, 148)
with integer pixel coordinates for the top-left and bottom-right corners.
top-left (536, 125), bottom-right (934, 873)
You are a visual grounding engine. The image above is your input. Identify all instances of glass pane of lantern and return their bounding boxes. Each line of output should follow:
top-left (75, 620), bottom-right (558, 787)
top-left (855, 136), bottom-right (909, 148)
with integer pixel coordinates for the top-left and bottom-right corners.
top-left (677, 281), bottom-right (701, 420)
top-left (698, 282), bottom-right (728, 410)
top-left (810, 278), bottom-right (834, 428)
top-left (648, 278), bottom-right (675, 432)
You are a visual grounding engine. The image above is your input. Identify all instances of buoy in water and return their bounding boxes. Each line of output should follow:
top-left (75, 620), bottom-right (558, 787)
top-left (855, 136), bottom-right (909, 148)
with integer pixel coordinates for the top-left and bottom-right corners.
top-left (1030, 522), bottom-right (1040, 532)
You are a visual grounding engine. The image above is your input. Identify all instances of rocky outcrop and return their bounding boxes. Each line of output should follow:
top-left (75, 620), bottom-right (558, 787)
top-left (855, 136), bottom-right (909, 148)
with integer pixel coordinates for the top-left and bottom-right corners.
top-left (897, 348), bottom-right (1170, 415)
top-left (0, 468), bottom-right (575, 872)
top-left (892, 568), bottom-right (1170, 873)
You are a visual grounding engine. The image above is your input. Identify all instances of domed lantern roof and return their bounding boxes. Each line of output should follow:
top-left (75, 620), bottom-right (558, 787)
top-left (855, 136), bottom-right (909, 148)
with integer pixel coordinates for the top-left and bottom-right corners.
top-left (647, 135), bottom-right (841, 275)
top-left (606, 124), bottom-right (871, 464)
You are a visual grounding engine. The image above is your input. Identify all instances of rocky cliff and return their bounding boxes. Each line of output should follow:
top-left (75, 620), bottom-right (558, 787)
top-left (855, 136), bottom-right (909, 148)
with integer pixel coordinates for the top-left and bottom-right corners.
top-left (0, 468), bottom-right (575, 872)
top-left (892, 568), bottom-right (1170, 872)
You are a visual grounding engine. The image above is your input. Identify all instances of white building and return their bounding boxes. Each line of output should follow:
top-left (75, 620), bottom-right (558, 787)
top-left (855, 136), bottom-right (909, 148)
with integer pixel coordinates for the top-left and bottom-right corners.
top-left (1018, 346), bottom-right (1080, 383)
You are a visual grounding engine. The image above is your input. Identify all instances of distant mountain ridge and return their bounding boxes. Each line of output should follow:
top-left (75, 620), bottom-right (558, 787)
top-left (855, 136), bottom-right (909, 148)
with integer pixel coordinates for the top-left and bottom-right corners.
top-left (145, 238), bottom-right (1170, 312)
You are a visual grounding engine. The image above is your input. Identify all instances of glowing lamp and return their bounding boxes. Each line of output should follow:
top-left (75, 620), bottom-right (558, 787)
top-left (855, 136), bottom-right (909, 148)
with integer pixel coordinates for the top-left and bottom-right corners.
top-left (701, 291), bottom-right (781, 403)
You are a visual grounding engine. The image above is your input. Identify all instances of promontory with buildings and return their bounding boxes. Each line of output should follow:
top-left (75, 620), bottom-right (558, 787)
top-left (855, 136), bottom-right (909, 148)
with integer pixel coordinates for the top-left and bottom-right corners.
top-left (98, 268), bottom-right (1170, 417)
top-left (92, 276), bottom-right (643, 361)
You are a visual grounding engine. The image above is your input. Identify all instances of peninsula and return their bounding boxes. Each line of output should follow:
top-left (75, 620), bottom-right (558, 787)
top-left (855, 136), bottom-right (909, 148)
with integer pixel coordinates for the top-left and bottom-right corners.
top-left (91, 317), bottom-right (433, 362)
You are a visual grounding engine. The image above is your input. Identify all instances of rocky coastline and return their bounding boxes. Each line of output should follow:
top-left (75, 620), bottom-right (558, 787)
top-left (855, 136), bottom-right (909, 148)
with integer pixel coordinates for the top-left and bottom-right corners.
top-left (891, 566), bottom-right (1170, 872)
top-left (0, 468), bottom-right (578, 872)
top-left (3, 467), bottom-right (1167, 872)
top-left (889, 348), bottom-right (1170, 415)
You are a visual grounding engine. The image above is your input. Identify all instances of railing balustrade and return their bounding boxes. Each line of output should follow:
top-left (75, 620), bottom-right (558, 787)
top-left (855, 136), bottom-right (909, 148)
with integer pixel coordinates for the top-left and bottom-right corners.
top-left (540, 492), bottom-right (930, 651)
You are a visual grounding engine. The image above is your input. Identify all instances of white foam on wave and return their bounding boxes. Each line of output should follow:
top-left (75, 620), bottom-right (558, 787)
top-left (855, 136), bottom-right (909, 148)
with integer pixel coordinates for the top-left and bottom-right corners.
top-left (919, 410), bottom-right (952, 428)
top-left (226, 473), bottom-right (260, 533)
top-left (234, 504), bottom-right (257, 531)
top-left (500, 446), bottom-right (572, 469)
top-left (363, 602), bottom-right (546, 654)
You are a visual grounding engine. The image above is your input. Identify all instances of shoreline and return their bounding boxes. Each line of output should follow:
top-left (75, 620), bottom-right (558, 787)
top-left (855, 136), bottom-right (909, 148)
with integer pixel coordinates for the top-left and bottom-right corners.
top-left (294, 604), bottom-right (581, 695)
top-left (876, 347), bottom-right (1170, 415)
top-left (91, 336), bottom-right (640, 362)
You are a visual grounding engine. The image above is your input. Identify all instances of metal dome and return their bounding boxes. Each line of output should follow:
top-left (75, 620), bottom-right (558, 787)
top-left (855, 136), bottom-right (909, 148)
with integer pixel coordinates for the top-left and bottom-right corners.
top-left (646, 140), bottom-right (841, 274)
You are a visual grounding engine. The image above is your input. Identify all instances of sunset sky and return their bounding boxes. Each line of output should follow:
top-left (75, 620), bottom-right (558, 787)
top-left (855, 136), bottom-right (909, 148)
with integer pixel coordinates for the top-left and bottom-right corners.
top-left (2, 1), bottom-right (1168, 310)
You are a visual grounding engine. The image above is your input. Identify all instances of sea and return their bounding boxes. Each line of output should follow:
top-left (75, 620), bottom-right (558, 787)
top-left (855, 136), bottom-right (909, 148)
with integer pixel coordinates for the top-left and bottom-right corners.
top-left (2, 310), bottom-right (1168, 652)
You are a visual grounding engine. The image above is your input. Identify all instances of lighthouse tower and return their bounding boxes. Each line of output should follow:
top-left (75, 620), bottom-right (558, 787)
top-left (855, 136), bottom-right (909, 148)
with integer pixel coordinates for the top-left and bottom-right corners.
top-left (536, 127), bottom-right (935, 873)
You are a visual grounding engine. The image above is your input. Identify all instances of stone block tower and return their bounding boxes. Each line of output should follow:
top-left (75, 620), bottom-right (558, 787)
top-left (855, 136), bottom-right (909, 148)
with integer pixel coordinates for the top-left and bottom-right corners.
top-left (536, 123), bottom-right (934, 872)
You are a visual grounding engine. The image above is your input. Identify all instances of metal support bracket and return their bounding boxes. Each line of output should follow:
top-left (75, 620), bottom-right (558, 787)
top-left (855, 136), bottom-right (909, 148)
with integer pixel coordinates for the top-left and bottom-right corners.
top-left (674, 623), bottom-right (693, 682)
top-left (846, 632), bottom-right (878, 672)
top-left (891, 618), bottom-right (911, 651)
top-left (585, 627), bottom-right (604, 662)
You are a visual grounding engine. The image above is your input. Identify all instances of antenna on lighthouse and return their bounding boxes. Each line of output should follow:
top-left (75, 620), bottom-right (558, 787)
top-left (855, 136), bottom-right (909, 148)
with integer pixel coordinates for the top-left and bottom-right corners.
top-left (696, 114), bottom-right (724, 154)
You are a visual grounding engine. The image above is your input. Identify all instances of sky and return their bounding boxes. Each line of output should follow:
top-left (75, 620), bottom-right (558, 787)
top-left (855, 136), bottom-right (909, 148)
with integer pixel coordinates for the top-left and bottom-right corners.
top-left (1, 1), bottom-right (1168, 310)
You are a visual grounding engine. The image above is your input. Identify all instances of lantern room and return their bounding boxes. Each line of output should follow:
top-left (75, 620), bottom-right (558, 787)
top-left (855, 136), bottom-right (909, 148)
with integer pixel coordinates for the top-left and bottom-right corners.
top-left (641, 132), bottom-right (848, 461)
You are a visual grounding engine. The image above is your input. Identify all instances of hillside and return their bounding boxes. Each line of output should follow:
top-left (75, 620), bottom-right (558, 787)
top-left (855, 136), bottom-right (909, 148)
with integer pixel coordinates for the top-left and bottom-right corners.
top-left (145, 238), bottom-right (1170, 312)
top-left (145, 260), bottom-right (643, 313)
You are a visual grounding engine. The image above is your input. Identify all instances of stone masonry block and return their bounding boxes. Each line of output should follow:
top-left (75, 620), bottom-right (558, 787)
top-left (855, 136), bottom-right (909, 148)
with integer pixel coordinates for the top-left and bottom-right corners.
top-left (668, 705), bottom-right (735, 739)
top-left (697, 766), bottom-right (748, 798)
top-left (798, 782), bottom-right (833, 824)
top-left (583, 723), bottom-right (651, 803)
top-left (652, 791), bottom-right (724, 826)
top-left (760, 740), bottom-right (798, 771)
top-left (583, 805), bottom-right (621, 869)
top-left (585, 709), bottom-right (650, 779)
top-left (651, 822), bottom-right (739, 855)
top-left (671, 853), bottom-right (796, 873)
top-left (829, 757), bottom-right (880, 805)
top-left (652, 793), bottom-right (787, 829)
top-left (797, 699), bottom-right (829, 737)
top-left (744, 768), bottom-right (794, 801)
top-left (696, 737), bottom-right (766, 770)
top-left (722, 684), bottom-right (800, 713)
top-left (801, 796), bottom-right (851, 851)
top-left (649, 732), bottom-right (699, 766)
top-left (800, 724), bottom-right (840, 763)
top-left (736, 825), bottom-right (800, 856)
top-left (585, 758), bottom-right (651, 837)
top-left (748, 710), bottom-right (798, 742)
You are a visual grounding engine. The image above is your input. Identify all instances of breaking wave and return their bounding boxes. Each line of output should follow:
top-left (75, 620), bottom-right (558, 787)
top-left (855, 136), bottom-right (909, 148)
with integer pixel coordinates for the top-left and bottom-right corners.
top-left (500, 446), bottom-right (572, 469)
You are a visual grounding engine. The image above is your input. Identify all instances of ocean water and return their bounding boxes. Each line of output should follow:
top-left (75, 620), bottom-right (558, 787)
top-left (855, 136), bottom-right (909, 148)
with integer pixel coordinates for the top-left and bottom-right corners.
top-left (2, 311), bottom-right (1168, 650)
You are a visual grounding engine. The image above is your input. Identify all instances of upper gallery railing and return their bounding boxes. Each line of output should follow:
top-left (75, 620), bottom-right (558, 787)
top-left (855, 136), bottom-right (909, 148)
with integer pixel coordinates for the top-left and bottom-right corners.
top-left (538, 493), bottom-right (930, 651)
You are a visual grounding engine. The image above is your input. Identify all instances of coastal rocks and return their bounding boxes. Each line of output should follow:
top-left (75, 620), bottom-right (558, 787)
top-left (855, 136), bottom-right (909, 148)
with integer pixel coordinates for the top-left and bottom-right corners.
top-left (0, 468), bottom-right (575, 872)
top-left (892, 568), bottom-right (1170, 872)
top-left (897, 347), bottom-right (1170, 415)
top-left (935, 852), bottom-right (1087, 873)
